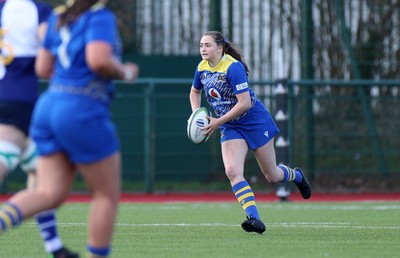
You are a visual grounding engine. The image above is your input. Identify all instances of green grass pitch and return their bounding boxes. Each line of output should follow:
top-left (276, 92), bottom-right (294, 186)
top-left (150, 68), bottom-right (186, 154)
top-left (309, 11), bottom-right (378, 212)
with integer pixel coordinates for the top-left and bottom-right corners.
top-left (1, 201), bottom-right (399, 258)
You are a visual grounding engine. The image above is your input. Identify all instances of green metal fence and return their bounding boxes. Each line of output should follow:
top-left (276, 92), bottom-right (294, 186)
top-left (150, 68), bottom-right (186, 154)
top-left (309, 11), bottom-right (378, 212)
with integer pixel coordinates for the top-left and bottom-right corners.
top-left (289, 80), bottom-right (400, 181)
top-left (2, 79), bottom-right (399, 193)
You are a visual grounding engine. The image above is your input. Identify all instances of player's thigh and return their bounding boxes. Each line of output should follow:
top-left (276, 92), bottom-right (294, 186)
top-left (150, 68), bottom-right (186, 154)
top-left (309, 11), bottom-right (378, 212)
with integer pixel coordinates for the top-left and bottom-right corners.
top-left (253, 139), bottom-right (278, 176)
top-left (221, 139), bottom-right (248, 174)
top-left (36, 152), bottom-right (75, 205)
top-left (78, 152), bottom-right (121, 201)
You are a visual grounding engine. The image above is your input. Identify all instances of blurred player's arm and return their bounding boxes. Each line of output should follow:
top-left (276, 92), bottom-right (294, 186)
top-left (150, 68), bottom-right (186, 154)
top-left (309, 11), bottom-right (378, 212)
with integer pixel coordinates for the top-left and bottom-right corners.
top-left (86, 41), bottom-right (138, 82)
top-left (35, 15), bottom-right (51, 79)
top-left (35, 47), bottom-right (54, 80)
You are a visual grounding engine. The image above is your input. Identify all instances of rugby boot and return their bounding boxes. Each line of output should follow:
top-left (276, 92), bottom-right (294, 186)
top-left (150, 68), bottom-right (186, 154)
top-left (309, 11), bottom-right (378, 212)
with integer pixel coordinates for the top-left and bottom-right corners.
top-left (50, 247), bottom-right (80, 258)
top-left (241, 216), bottom-right (266, 234)
top-left (294, 167), bottom-right (312, 199)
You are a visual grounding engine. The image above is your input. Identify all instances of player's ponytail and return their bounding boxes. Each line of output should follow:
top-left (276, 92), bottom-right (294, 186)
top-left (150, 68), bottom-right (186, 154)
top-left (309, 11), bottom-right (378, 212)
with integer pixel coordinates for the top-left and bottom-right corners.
top-left (57, 0), bottom-right (100, 28)
top-left (203, 31), bottom-right (250, 77)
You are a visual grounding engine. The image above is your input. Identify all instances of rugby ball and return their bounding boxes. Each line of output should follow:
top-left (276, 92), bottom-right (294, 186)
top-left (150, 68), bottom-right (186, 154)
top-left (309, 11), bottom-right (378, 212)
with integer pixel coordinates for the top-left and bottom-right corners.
top-left (187, 107), bottom-right (212, 144)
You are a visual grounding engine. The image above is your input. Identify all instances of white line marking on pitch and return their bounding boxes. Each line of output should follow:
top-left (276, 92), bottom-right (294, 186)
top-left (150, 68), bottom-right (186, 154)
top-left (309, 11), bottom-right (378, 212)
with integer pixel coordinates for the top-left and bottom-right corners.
top-left (24, 222), bottom-right (400, 229)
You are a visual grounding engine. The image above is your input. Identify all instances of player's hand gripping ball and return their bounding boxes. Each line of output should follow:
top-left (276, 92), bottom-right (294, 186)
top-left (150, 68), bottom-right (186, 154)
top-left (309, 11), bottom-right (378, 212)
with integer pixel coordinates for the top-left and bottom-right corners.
top-left (187, 107), bottom-right (212, 144)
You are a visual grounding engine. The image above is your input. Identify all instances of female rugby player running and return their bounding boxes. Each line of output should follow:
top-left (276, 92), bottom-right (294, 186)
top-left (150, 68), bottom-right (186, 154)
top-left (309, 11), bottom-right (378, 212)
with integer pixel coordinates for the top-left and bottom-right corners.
top-left (189, 31), bottom-right (311, 234)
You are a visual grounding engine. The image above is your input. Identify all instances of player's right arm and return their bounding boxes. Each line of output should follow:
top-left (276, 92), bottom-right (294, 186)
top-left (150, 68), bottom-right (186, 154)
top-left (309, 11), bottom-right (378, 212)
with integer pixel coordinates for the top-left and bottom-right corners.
top-left (35, 47), bottom-right (54, 80)
top-left (189, 86), bottom-right (202, 112)
top-left (190, 68), bottom-right (203, 112)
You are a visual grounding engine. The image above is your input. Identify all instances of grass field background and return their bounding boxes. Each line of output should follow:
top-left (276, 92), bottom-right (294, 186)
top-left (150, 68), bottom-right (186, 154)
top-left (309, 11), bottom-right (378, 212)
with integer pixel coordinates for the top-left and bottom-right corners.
top-left (1, 200), bottom-right (400, 258)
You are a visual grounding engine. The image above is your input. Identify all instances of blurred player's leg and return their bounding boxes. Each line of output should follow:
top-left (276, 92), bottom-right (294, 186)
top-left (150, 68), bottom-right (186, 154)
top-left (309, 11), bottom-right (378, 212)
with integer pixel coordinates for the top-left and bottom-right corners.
top-left (23, 141), bottom-right (79, 258)
top-left (79, 153), bottom-right (121, 258)
top-left (0, 140), bottom-right (22, 182)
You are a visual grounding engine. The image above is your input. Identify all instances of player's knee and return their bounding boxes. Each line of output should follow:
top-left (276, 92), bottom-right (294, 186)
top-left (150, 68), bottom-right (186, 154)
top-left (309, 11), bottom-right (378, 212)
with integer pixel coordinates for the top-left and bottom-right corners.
top-left (225, 166), bottom-right (243, 182)
top-left (0, 140), bottom-right (22, 175)
top-left (20, 139), bottom-right (37, 173)
top-left (36, 189), bottom-right (65, 209)
top-left (263, 168), bottom-right (282, 183)
top-left (265, 175), bottom-right (280, 183)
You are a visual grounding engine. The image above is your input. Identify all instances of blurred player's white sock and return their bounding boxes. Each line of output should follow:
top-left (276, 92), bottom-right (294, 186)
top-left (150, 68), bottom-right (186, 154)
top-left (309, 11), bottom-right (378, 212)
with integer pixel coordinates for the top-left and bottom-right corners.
top-left (36, 209), bottom-right (63, 253)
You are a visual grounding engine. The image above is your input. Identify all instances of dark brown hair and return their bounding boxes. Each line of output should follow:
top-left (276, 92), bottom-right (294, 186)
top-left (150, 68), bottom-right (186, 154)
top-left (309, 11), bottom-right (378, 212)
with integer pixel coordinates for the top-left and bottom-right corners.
top-left (57, 0), bottom-right (99, 28)
top-left (203, 31), bottom-right (249, 76)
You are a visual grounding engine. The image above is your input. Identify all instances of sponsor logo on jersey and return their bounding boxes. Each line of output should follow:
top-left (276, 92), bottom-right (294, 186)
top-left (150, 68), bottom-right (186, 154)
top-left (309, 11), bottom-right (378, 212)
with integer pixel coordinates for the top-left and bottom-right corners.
top-left (208, 88), bottom-right (222, 100)
top-left (236, 82), bottom-right (248, 91)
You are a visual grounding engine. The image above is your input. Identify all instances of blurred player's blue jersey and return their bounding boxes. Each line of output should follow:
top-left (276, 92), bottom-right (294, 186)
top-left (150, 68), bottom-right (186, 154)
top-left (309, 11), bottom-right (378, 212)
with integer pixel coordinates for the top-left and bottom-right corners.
top-left (43, 3), bottom-right (122, 106)
top-left (0, 0), bottom-right (52, 103)
top-left (31, 3), bottom-right (122, 163)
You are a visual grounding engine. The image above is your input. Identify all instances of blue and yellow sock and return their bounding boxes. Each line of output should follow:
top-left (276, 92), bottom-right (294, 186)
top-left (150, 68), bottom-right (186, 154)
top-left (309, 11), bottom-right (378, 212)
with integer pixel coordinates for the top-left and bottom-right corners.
top-left (0, 202), bottom-right (23, 234)
top-left (87, 245), bottom-right (110, 257)
top-left (279, 165), bottom-right (302, 184)
top-left (36, 209), bottom-right (63, 253)
top-left (232, 181), bottom-right (260, 219)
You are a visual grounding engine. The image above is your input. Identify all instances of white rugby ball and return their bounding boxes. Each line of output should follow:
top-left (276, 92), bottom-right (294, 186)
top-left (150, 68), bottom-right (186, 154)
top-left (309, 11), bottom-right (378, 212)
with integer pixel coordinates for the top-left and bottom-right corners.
top-left (187, 107), bottom-right (212, 144)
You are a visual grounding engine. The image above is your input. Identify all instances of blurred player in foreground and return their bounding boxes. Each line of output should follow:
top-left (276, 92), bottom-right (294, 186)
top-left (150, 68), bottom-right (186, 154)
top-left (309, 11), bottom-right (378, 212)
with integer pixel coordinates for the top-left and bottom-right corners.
top-left (0, 0), bottom-right (78, 257)
top-left (189, 31), bottom-right (312, 234)
top-left (0, 0), bottom-right (139, 257)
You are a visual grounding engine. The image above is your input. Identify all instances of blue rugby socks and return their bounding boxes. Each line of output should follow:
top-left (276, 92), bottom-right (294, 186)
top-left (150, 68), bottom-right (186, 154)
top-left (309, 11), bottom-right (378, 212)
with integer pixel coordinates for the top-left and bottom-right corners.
top-left (35, 209), bottom-right (63, 253)
top-left (279, 164), bottom-right (302, 184)
top-left (87, 245), bottom-right (111, 257)
top-left (232, 181), bottom-right (260, 219)
top-left (0, 202), bottom-right (23, 234)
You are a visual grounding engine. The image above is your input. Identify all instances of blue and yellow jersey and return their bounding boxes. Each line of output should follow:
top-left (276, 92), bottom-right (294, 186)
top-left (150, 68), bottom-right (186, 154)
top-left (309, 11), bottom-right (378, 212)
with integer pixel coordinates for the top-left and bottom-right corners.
top-left (0, 0), bottom-right (52, 103)
top-left (43, 3), bottom-right (121, 105)
top-left (192, 54), bottom-right (258, 121)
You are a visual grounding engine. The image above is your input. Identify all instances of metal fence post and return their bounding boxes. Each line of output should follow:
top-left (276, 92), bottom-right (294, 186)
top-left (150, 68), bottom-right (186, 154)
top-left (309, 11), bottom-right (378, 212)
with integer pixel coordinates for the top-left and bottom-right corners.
top-left (143, 82), bottom-right (155, 193)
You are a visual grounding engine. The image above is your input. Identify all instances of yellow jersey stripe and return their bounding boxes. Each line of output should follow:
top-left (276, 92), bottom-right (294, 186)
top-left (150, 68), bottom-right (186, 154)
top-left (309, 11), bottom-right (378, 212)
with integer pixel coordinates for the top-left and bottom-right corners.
top-left (197, 54), bottom-right (237, 73)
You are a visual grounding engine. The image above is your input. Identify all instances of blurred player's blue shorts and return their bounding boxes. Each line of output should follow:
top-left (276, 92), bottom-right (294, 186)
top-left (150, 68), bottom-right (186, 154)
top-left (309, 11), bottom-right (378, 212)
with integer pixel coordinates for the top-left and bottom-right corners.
top-left (220, 102), bottom-right (279, 150)
top-left (30, 92), bottom-right (120, 164)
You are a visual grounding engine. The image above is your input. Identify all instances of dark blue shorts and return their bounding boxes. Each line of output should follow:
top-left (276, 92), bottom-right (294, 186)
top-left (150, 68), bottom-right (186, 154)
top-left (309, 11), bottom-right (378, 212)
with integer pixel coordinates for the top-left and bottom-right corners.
top-left (0, 101), bottom-right (35, 135)
top-left (220, 103), bottom-right (280, 150)
top-left (30, 92), bottom-right (120, 164)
